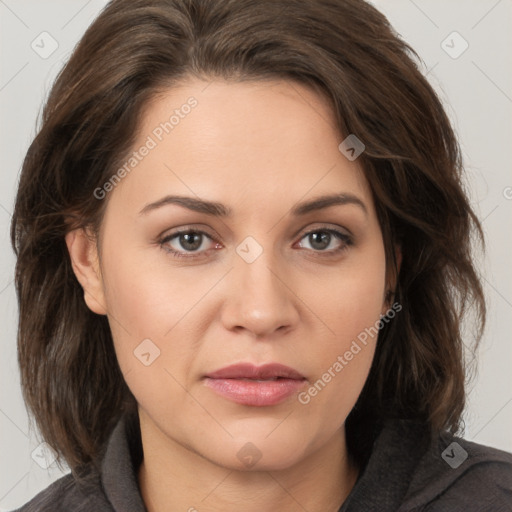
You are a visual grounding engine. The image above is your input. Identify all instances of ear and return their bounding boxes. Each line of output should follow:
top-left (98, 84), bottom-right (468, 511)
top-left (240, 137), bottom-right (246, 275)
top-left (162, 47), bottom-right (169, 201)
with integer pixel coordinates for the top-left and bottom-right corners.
top-left (382, 244), bottom-right (402, 314)
top-left (65, 228), bottom-right (107, 315)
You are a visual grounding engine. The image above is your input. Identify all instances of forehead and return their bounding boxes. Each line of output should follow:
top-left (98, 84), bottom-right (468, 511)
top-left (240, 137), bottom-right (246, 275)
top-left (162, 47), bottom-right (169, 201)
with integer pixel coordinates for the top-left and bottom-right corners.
top-left (107, 78), bottom-right (373, 218)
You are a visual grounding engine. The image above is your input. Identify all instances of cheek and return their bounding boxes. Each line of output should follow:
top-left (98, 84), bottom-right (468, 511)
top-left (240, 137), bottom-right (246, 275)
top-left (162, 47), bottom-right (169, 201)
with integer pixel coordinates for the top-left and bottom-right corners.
top-left (99, 254), bottom-right (188, 417)
top-left (301, 242), bottom-right (387, 344)
top-left (97, 236), bottom-right (174, 377)
top-left (100, 233), bottom-right (198, 336)
top-left (295, 242), bottom-right (386, 411)
top-left (98, 235), bottom-right (221, 406)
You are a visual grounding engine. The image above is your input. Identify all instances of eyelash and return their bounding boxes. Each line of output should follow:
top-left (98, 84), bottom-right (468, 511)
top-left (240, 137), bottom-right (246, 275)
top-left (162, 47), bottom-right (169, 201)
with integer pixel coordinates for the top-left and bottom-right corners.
top-left (159, 226), bottom-right (353, 261)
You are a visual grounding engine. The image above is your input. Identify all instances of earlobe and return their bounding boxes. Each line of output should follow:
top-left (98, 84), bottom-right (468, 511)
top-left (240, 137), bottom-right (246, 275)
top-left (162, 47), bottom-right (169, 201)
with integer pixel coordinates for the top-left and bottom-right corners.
top-left (65, 228), bottom-right (108, 315)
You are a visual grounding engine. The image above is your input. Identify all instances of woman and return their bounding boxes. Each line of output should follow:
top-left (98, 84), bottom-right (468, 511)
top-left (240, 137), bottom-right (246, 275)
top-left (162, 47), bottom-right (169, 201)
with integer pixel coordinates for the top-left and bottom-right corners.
top-left (11, 0), bottom-right (512, 510)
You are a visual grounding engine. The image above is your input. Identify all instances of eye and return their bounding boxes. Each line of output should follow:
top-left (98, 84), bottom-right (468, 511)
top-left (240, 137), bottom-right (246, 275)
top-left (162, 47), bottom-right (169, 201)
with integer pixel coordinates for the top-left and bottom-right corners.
top-left (158, 226), bottom-right (352, 260)
top-left (296, 228), bottom-right (352, 254)
top-left (160, 229), bottom-right (221, 258)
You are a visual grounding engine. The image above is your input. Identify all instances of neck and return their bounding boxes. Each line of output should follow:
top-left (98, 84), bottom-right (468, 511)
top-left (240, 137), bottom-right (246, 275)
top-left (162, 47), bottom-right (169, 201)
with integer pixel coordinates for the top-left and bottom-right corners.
top-left (137, 412), bottom-right (359, 512)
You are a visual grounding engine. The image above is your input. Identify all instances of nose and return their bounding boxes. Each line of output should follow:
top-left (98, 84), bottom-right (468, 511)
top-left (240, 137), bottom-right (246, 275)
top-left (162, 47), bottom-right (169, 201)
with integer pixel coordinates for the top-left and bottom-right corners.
top-left (220, 249), bottom-right (300, 338)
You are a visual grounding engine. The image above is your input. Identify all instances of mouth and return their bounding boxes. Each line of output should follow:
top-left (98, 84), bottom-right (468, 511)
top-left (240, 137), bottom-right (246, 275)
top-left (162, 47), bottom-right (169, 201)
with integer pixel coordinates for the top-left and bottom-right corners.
top-left (203, 362), bottom-right (307, 407)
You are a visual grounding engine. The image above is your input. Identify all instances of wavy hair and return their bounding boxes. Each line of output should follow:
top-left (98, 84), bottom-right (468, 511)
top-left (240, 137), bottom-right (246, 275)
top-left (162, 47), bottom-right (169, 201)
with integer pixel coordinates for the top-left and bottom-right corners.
top-left (11, 0), bottom-right (485, 474)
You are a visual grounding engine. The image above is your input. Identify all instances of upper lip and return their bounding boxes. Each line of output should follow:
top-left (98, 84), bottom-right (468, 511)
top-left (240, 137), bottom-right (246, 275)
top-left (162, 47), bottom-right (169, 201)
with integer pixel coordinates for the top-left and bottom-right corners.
top-left (205, 363), bottom-right (305, 380)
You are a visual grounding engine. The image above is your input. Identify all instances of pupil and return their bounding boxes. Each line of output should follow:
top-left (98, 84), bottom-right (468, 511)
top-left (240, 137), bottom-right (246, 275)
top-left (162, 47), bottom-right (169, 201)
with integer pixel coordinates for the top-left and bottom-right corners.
top-left (180, 232), bottom-right (202, 251)
top-left (309, 231), bottom-right (331, 250)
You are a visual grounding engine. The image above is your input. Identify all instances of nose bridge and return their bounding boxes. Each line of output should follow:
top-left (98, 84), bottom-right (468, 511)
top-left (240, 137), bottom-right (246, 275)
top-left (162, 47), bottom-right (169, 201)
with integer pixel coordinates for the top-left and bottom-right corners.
top-left (238, 251), bottom-right (278, 300)
top-left (222, 240), bottom-right (299, 336)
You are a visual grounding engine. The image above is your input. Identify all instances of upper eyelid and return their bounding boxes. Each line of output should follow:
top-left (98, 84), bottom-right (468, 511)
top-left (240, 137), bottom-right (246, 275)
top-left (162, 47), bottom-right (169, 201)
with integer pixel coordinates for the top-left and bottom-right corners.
top-left (161, 224), bottom-right (350, 239)
top-left (291, 223), bottom-right (352, 242)
top-left (160, 225), bottom-right (219, 241)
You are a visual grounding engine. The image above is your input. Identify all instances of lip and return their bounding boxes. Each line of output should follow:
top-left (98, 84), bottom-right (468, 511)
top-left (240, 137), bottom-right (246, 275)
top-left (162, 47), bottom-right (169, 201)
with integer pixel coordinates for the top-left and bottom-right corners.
top-left (205, 362), bottom-right (305, 380)
top-left (204, 363), bottom-right (307, 406)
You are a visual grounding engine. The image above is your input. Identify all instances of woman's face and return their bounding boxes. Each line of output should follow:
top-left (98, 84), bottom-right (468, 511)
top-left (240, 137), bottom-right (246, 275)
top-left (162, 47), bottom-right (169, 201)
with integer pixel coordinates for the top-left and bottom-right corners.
top-left (81, 78), bottom-right (389, 470)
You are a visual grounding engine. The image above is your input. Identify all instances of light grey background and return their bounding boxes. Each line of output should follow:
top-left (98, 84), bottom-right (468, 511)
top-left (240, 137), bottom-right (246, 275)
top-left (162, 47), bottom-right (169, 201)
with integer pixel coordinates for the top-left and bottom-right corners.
top-left (1, 0), bottom-right (511, 509)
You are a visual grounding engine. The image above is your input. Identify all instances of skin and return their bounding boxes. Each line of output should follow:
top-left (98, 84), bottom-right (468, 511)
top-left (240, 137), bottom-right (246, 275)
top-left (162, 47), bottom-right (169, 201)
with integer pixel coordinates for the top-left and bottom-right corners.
top-left (66, 78), bottom-right (396, 512)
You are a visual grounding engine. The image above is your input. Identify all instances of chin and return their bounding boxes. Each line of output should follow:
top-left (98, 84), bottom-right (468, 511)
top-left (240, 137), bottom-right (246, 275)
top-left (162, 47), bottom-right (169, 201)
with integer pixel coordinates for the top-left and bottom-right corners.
top-left (205, 431), bottom-right (310, 472)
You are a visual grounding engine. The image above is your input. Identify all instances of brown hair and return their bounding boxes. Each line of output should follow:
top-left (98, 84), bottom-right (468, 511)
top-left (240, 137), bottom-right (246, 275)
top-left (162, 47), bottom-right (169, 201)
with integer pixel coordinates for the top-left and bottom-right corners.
top-left (11, 0), bottom-right (485, 474)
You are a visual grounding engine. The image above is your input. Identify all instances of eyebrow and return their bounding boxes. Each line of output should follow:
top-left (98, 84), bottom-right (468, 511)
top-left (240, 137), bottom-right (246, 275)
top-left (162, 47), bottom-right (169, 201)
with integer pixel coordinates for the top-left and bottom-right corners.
top-left (139, 192), bottom-right (367, 217)
top-left (139, 195), bottom-right (231, 216)
top-left (290, 193), bottom-right (367, 217)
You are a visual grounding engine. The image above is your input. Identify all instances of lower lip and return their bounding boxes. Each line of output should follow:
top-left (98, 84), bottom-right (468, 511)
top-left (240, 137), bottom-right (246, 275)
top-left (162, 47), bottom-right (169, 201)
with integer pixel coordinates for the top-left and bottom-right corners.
top-left (204, 377), bottom-right (306, 406)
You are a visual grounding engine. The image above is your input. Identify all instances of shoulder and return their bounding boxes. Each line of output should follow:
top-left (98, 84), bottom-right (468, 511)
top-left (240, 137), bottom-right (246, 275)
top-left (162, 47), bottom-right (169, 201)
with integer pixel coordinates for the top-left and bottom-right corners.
top-left (12, 469), bottom-right (114, 512)
top-left (402, 429), bottom-right (512, 511)
top-left (12, 414), bottom-right (144, 512)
